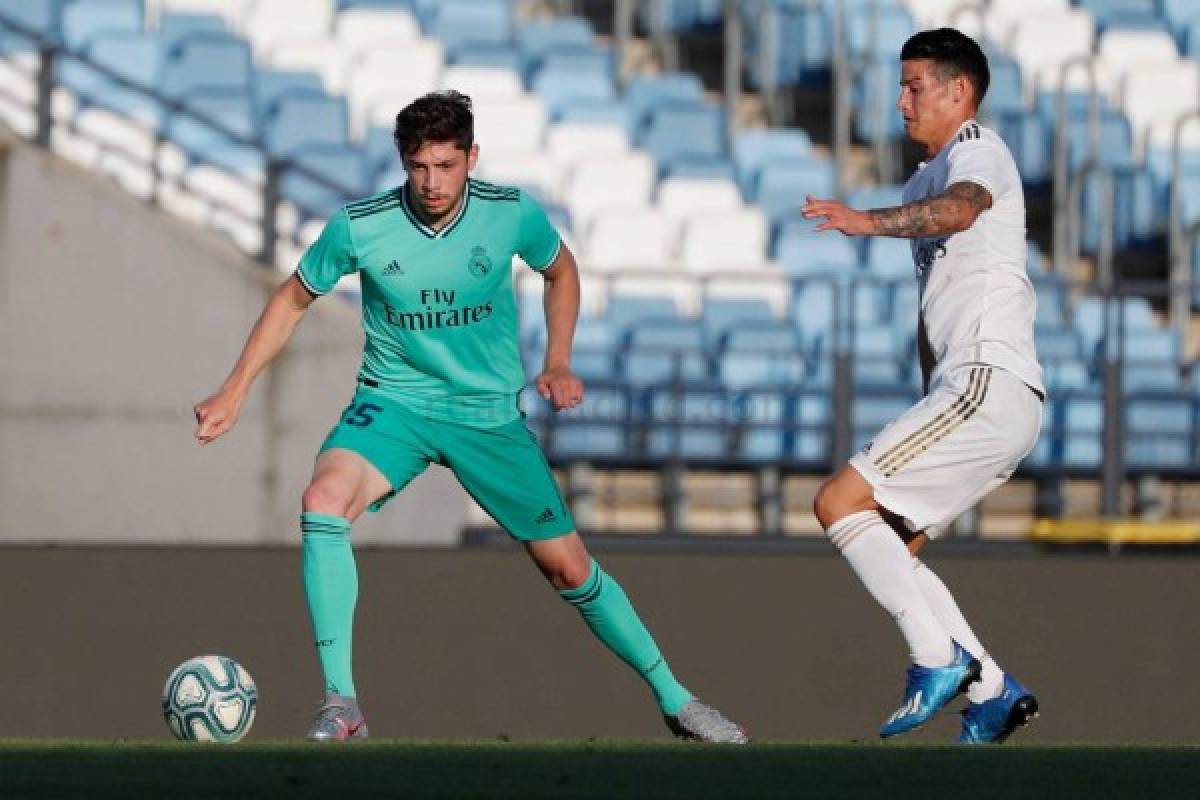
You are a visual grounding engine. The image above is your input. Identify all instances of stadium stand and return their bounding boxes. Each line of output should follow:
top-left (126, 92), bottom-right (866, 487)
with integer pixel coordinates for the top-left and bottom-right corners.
top-left (0, 0), bottom-right (1196, 537)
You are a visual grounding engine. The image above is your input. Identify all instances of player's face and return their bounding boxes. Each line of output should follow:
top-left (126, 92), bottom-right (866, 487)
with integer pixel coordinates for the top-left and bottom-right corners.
top-left (898, 59), bottom-right (965, 153)
top-left (403, 140), bottom-right (479, 219)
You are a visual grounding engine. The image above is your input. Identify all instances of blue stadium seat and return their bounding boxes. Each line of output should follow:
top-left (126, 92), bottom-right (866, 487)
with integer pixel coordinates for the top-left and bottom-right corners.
top-left (845, 4), bottom-right (913, 59)
top-left (0, 0), bottom-right (59, 54)
top-left (531, 66), bottom-right (615, 118)
top-left (638, 102), bottom-right (725, 174)
top-left (995, 112), bottom-right (1050, 185)
top-left (61, 0), bottom-right (142, 51)
top-left (747, 0), bottom-right (831, 89)
top-left (1063, 393), bottom-right (1104, 469)
top-left (753, 157), bottom-right (834, 225)
top-left (733, 127), bottom-right (812, 198)
top-left (776, 230), bottom-right (859, 278)
top-left (1125, 393), bottom-right (1198, 470)
top-left (736, 387), bottom-right (788, 461)
top-left (852, 387), bottom-right (920, 452)
top-left (847, 184), bottom-right (904, 213)
top-left (430, 0), bottom-right (513, 53)
top-left (570, 318), bottom-right (619, 380)
top-left (448, 42), bottom-right (522, 71)
top-left (852, 327), bottom-right (906, 385)
top-left (157, 12), bottom-right (228, 49)
top-left (792, 391), bottom-right (832, 464)
top-left (853, 59), bottom-right (904, 142)
top-left (623, 73), bottom-right (706, 131)
top-left (264, 89), bottom-right (348, 155)
top-left (516, 16), bottom-right (594, 76)
top-left (640, 0), bottom-right (723, 33)
top-left (717, 321), bottom-right (807, 388)
top-left (1036, 326), bottom-right (1084, 361)
top-left (57, 31), bottom-right (162, 123)
top-left (556, 98), bottom-right (634, 137)
top-left (665, 155), bottom-right (737, 181)
top-left (283, 143), bottom-right (370, 219)
top-left (537, 48), bottom-right (613, 81)
top-left (548, 382), bottom-right (630, 459)
top-left (980, 53), bottom-right (1025, 117)
top-left (701, 297), bottom-right (776, 343)
top-left (164, 88), bottom-right (261, 173)
top-left (643, 382), bottom-right (732, 461)
top-left (1164, 0), bottom-right (1200, 43)
top-left (1043, 359), bottom-right (1092, 391)
top-left (863, 236), bottom-right (913, 279)
top-left (253, 69), bottom-right (324, 124)
top-left (161, 33), bottom-right (253, 98)
top-left (621, 318), bottom-right (710, 385)
top-left (1077, 0), bottom-right (1159, 30)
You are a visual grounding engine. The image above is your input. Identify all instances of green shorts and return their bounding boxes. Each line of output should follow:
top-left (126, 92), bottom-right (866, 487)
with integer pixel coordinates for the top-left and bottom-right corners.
top-left (318, 389), bottom-right (575, 541)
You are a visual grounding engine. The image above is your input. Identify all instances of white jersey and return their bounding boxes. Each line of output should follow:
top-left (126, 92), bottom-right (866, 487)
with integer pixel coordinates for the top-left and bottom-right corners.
top-left (902, 119), bottom-right (1044, 395)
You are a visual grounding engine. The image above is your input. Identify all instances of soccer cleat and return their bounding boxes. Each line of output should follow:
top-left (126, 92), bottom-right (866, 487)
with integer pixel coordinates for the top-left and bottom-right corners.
top-left (664, 699), bottom-right (750, 744)
top-left (305, 693), bottom-right (369, 742)
top-left (879, 641), bottom-right (981, 739)
top-left (959, 674), bottom-right (1039, 744)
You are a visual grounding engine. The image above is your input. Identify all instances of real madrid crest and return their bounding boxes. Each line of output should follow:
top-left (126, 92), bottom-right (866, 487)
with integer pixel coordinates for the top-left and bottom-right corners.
top-left (467, 245), bottom-right (492, 278)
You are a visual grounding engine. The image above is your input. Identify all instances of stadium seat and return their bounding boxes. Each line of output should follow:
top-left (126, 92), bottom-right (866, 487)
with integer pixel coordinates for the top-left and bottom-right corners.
top-left (264, 89), bottom-right (348, 155)
top-left (61, 0), bottom-right (143, 50)
top-left (161, 33), bottom-right (254, 98)
top-left (679, 208), bottom-right (770, 273)
top-left (732, 127), bottom-right (812, 198)
top-left (439, 65), bottom-right (523, 100)
top-left (156, 11), bottom-right (229, 48)
top-left (283, 142), bottom-right (369, 219)
top-left (717, 321), bottom-right (807, 388)
top-left (343, 39), bottom-right (443, 135)
top-left (1008, 10), bottom-right (1095, 93)
top-left (864, 236), bottom-right (914, 279)
top-left (623, 73), bottom-right (705, 130)
top-left (656, 175), bottom-right (743, 239)
top-left (334, 5), bottom-right (421, 48)
top-left (583, 209), bottom-right (672, 271)
top-left (1125, 393), bottom-right (1197, 470)
top-left (472, 95), bottom-right (546, 154)
top-left (746, 0), bottom-right (831, 89)
top-left (1063, 393), bottom-right (1104, 469)
top-left (561, 152), bottom-right (655, 233)
top-left (241, 0), bottom-right (333, 56)
top-left (775, 229), bottom-right (859, 278)
top-left (621, 318), bottom-right (710, 385)
top-left (637, 102), bottom-right (725, 175)
top-left (516, 16), bottom-right (594, 77)
top-left (156, 1), bottom-right (245, 28)
top-left (701, 297), bottom-right (777, 340)
top-left (429, 0), bottom-right (513, 53)
top-left (752, 157), bottom-right (834, 226)
top-left (643, 382), bottom-right (732, 461)
top-left (531, 66), bottom-right (615, 118)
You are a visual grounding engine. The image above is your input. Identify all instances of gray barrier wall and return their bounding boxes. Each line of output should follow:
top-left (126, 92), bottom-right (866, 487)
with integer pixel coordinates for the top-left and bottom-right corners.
top-left (0, 135), bottom-right (468, 546)
top-left (1, 546), bottom-right (1196, 743)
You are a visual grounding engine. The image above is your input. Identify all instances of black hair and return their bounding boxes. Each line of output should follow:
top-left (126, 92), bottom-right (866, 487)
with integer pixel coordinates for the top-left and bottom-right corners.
top-left (900, 28), bottom-right (990, 106)
top-left (393, 90), bottom-right (474, 157)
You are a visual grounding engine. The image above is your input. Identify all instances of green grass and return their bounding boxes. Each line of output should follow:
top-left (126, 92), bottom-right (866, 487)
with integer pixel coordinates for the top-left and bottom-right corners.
top-left (2, 741), bottom-right (1199, 799)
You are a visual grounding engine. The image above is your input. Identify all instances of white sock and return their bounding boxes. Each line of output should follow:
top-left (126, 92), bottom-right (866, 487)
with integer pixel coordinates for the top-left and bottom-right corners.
top-left (911, 558), bottom-right (1004, 703)
top-left (827, 511), bottom-right (954, 667)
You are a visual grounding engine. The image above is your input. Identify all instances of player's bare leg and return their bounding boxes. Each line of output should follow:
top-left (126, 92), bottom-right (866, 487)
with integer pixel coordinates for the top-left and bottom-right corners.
top-left (301, 449), bottom-right (391, 741)
top-left (526, 533), bottom-right (748, 743)
top-left (815, 466), bottom-right (979, 737)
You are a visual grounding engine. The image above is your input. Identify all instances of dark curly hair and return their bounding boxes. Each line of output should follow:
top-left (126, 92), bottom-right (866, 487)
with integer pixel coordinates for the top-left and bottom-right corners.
top-left (393, 90), bottom-right (474, 157)
top-left (900, 28), bottom-right (990, 107)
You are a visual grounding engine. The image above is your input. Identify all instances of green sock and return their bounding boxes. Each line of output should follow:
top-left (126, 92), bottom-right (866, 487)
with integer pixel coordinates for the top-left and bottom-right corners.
top-left (301, 512), bottom-right (357, 698)
top-left (560, 560), bottom-right (693, 716)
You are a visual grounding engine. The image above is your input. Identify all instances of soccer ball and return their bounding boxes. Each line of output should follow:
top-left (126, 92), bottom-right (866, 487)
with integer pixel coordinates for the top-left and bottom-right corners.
top-left (161, 655), bottom-right (257, 743)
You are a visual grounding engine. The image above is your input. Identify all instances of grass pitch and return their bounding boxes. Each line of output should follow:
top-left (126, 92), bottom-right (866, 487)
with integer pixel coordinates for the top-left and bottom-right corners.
top-left (1, 740), bottom-right (1198, 799)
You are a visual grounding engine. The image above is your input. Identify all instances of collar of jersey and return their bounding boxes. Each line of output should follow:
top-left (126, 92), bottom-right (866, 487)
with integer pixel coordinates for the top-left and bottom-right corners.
top-left (918, 119), bottom-right (980, 170)
top-left (400, 184), bottom-right (470, 239)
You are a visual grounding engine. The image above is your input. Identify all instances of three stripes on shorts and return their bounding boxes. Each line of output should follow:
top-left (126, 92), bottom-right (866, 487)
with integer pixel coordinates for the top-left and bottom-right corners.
top-left (872, 367), bottom-right (993, 478)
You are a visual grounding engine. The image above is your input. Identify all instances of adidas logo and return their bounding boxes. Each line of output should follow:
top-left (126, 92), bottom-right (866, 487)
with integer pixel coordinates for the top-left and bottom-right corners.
top-left (535, 507), bottom-right (557, 525)
top-left (382, 259), bottom-right (405, 276)
top-left (888, 690), bottom-right (924, 723)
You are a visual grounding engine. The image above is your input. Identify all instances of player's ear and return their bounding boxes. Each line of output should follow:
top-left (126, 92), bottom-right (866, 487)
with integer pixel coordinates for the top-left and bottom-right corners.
top-left (467, 143), bottom-right (480, 171)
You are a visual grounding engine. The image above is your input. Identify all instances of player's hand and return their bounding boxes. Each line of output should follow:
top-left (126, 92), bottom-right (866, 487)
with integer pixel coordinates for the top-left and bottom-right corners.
top-left (193, 388), bottom-right (244, 445)
top-left (801, 195), bottom-right (872, 236)
top-left (536, 365), bottom-right (583, 412)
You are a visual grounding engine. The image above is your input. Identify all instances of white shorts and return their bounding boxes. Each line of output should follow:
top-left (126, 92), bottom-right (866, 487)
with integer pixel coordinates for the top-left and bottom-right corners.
top-left (849, 364), bottom-right (1042, 538)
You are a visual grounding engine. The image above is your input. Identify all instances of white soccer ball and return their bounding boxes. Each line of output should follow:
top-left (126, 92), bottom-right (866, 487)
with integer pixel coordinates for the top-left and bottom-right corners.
top-left (161, 655), bottom-right (257, 743)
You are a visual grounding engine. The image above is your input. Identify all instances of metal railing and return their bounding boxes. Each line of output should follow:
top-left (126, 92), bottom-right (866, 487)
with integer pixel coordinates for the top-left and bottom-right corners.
top-left (0, 10), bottom-right (362, 268)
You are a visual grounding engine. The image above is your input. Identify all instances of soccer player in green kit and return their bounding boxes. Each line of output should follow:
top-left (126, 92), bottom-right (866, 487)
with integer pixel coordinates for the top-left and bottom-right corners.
top-left (193, 91), bottom-right (747, 743)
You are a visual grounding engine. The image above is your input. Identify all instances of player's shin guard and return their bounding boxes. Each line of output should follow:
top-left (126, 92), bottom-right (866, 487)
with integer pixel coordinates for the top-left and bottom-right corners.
top-left (827, 511), bottom-right (955, 667)
top-left (302, 512), bottom-right (358, 698)
top-left (559, 559), bottom-right (693, 716)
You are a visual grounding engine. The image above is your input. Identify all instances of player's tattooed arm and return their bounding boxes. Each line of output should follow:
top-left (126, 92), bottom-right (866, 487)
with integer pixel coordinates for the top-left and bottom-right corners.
top-left (802, 182), bottom-right (992, 238)
top-left (867, 182), bottom-right (992, 238)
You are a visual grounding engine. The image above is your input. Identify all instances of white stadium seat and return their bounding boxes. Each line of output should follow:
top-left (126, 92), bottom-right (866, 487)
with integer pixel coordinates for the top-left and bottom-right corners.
top-left (583, 209), bottom-right (672, 271)
top-left (472, 95), bottom-right (547, 154)
top-left (263, 37), bottom-right (349, 93)
top-left (679, 208), bottom-right (770, 274)
top-left (656, 176), bottom-right (744, 240)
top-left (474, 151), bottom-right (563, 200)
top-left (440, 66), bottom-right (524, 100)
top-left (1096, 29), bottom-right (1180, 99)
top-left (562, 152), bottom-right (655, 233)
top-left (335, 8), bottom-right (420, 47)
top-left (1122, 61), bottom-right (1200, 153)
top-left (545, 122), bottom-right (629, 173)
top-left (345, 40), bottom-right (443, 136)
top-left (1008, 10), bottom-right (1095, 94)
top-left (240, 0), bottom-right (334, 55)
top-left (982, 0), bottom-right (1068, 46)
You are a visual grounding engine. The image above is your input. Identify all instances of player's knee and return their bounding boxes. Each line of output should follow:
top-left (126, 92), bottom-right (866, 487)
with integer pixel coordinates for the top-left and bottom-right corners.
top-left (301, 481), bottom-right (354, 517)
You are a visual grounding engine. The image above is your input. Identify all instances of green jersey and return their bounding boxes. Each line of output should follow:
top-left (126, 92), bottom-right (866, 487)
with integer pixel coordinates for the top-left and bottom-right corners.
top-left (296, 179), bottom-right (561, 428)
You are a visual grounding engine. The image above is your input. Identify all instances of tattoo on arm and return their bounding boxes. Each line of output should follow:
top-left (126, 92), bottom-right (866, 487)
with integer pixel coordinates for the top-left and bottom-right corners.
top-left (866, 182), bottom-right (993, 238)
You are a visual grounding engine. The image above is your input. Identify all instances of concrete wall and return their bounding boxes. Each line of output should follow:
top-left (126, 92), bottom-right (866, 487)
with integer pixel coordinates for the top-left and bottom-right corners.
top-left (0, 135), bottom-right (468, 545)
top-left (1, 546), bottom-right (1196, 743)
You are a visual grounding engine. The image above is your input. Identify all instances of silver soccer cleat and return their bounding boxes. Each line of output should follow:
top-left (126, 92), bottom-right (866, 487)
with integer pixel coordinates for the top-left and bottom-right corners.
top-left (664, 699), bottom-right (750, 744)
top-left (305, 694), bottom-right (369, 742)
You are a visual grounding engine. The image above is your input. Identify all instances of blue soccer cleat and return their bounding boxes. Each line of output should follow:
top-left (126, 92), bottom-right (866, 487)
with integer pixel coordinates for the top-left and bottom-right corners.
top-left (879, 641), bottom-right (981, 739)
top-left (959, 674), bottom-right (1039, 744)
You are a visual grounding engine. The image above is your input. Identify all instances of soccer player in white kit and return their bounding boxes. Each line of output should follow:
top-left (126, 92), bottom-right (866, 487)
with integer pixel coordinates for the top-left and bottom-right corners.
top-left (802, 29), bottom-right (1044, 743)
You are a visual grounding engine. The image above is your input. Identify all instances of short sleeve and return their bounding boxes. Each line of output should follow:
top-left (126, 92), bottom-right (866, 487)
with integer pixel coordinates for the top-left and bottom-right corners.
top-left (516, 191), bottom-right (562, 271)
top-left (946, 138), bottom-right (1014, 203)
top-left (296, 209), bottom-right (357, 296)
